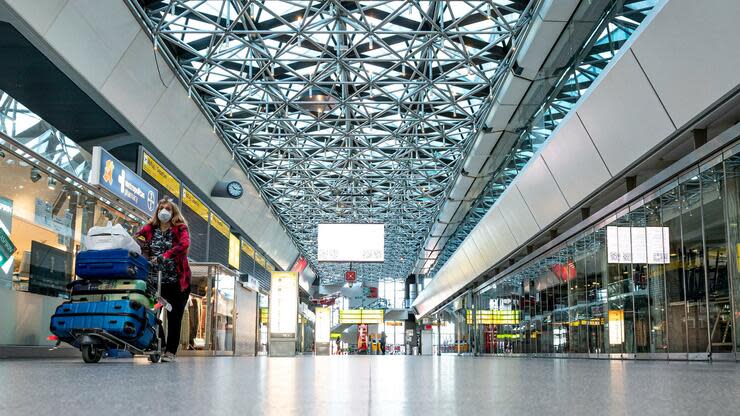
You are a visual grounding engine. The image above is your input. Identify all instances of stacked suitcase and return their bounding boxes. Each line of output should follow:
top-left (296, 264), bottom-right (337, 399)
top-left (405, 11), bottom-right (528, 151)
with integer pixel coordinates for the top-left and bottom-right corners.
top-left (50, 249), bottom-right (159, 352)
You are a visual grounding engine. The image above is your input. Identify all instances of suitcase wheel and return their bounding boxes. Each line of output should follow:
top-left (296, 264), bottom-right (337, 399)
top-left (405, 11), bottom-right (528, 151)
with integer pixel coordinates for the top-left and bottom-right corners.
top-left (81, 345), bottom-right (103, 363)
top-left (123, 322), bottom-right (136, 335)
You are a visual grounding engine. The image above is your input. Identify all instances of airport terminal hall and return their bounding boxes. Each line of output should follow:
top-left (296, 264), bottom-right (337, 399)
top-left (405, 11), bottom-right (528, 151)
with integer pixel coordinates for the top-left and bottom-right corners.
top-left (1, 0), bottom-right (740, 414)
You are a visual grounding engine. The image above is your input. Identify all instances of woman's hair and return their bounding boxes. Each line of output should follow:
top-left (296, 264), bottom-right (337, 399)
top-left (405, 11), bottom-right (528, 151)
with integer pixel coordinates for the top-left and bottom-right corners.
top-left (147, 198), bottom-right (187, 228)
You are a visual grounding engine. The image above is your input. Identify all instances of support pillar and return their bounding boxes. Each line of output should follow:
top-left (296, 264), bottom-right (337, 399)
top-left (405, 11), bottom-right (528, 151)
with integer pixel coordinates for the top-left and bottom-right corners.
top-left (437, 317), bottom-right (442, 356)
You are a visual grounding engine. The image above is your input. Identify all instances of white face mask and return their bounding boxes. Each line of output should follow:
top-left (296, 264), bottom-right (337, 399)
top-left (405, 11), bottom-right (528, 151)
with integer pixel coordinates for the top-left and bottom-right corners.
top-left (157, 209), bottom-right (172, 223)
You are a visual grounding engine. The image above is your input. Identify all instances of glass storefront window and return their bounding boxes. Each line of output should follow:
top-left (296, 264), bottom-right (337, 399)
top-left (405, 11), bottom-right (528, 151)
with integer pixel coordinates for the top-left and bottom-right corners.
top-left (467, 135), bottom-right (740, 359)
top-left (0, 147), bottom-right (143, 297)
top-left (724, 150), bottom-right (740, 355)
top-left (701, 159), bottom-right (733, 354)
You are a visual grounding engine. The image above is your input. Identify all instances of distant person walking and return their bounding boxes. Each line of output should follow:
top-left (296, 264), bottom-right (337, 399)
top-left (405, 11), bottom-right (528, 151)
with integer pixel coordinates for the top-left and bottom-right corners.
top-left (380, 331), bottom-right (387, 355)
top-left (335, 337), bottom-right (341, 355)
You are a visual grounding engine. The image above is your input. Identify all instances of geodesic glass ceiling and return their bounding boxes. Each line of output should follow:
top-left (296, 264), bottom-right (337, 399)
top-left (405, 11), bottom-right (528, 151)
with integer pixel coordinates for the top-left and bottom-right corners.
top-left (128, 0), bottom-right (535, 284)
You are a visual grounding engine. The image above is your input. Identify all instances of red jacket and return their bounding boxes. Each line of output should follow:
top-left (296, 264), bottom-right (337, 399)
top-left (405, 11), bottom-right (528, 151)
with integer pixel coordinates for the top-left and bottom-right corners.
top-left (135, 223), bottom-right (191, 292)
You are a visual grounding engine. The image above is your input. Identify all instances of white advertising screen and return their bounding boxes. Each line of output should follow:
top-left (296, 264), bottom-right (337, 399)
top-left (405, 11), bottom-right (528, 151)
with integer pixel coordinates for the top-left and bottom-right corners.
top-left (269, 272), bottom-right (298, 335)
top-left (315, 307), bottom-right (332, 343)
top-left (606, 226), bottom-right (670, 264)
top-left (317, 223), bottom-right (385, 262)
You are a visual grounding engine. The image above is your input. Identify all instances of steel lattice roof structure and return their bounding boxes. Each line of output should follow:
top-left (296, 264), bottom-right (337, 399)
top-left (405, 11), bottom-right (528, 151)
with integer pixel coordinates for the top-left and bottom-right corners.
top-left (128, 0), bottom-right (535, 285)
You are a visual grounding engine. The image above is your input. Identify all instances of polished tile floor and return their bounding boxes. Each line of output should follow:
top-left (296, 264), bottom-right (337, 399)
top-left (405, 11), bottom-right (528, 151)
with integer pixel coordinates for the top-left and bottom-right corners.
top-left (2, 355), bottom-right (740, 415)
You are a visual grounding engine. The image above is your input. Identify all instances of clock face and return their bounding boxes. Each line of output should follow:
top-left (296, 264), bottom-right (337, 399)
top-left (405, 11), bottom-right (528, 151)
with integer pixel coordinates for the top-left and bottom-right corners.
top-left (227, 181), bottom-right (243, 198)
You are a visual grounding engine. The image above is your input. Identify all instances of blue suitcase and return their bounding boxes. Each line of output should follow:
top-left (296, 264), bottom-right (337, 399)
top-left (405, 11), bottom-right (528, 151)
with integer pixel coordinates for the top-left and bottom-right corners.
top-left (76, 249), bottom-right (149, 280)
top-left (50, 300), bottom-right (158, 348)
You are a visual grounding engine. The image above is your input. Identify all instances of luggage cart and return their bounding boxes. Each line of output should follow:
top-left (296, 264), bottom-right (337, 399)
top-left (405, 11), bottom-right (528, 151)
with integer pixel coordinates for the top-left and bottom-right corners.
top-left (50, 263), bottom-right (172, 363)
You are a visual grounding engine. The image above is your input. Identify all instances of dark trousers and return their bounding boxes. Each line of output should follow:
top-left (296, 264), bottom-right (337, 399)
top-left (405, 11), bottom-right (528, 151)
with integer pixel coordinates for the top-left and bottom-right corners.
top-left (380, 343), bottom-right (386, 355)
top-left (160, 283), bottom-right (190, 354)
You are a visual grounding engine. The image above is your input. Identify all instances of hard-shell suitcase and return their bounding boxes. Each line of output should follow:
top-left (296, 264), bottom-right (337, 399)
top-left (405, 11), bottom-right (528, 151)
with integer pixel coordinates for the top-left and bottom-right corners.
top-left (50, 300), bottom-right (157, 344)
top-left (75, 249), bottom-right (149, 280)
top-left (69, 279), bottom-right (154, 308)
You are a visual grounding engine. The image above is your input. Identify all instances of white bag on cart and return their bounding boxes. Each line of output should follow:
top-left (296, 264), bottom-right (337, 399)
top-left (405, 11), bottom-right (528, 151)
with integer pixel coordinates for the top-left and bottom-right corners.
top-left (83, 221), bottom-right (141, 254)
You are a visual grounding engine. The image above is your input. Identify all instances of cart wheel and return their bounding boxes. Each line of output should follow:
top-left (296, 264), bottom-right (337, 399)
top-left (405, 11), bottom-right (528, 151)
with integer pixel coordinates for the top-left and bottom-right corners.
top-left (148, 353), bottom-right (161, 363)
top-left (81, 345), bottom-right (103, 363)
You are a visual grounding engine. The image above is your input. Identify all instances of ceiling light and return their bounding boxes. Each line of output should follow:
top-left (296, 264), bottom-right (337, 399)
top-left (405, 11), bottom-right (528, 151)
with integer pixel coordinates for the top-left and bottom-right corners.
top-left (30, 167), bottom-right (42, 183)
top-left (297, 87), bottom-right (337, 115)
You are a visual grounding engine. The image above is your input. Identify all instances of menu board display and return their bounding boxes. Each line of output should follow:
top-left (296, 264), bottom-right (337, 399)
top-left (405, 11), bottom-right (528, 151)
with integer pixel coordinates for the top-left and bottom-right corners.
top-left (269, 271), bottom-right (298, 335)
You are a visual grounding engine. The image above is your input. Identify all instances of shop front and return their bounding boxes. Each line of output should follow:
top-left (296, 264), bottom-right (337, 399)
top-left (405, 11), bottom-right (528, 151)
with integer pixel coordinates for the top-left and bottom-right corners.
top-left (455, 123), bottom-right (740, 361)
top-left (0, 90), bottom-right (283, 357)
top-left (0, 136), bottom-right (145, 353)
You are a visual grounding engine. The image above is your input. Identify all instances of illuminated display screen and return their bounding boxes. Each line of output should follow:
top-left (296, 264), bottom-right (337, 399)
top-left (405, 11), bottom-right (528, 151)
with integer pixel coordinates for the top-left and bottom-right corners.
top-left (315, 307), bottom-right (332, 343)
top-left (338, 308), bottom-right (384, 324)
top-left (269, 272), bottom-right (298, 334)
top-left (606, 226), bottom-right (670, 264)
top-left (317, 223), bottom-right (385, 262)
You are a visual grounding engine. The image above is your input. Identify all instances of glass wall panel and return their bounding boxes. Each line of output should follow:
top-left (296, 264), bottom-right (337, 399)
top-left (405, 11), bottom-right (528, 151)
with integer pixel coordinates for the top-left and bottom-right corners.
top-left (661, 183), bottom-right (687, 355)
top-left (644, 195), bottom-right (668, 354)
top-left (629, 205), bottom-right (651, 353)
top-left (571, 235), bottom-right (589, 353)
top-left (588, 228), bottom-right (608, 354)
top-left (701, 162), bottom-right (733, 353)
top-left (553, 247), bottom-right (571, 353)
top-left (680, 172), bottom-right (709, 354)
top-left (605, 212), bottom-right (636, 354)
top-left (724, 152), bottom-right (740, 354)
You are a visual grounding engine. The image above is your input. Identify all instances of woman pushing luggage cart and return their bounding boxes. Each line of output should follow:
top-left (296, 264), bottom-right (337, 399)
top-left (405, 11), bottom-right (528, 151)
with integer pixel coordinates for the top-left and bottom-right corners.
top-left (49, 197), bottom-right (191, 363)
top-left (134, 198), bottom-right (191, 362)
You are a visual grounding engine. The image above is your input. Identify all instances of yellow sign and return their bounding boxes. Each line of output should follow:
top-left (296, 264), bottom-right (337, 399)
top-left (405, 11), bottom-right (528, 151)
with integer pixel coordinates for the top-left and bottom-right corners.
top-left (260, 307), bottom-right (268, 324)
top-left (496, 334), bottom-right (521, 339)
top-left (211, 213), bottom-right (230, 237)
top-left (142, 151), bottom-right (180, 196)
top-left (339, 309), bottom-right (384, 324)
top-left (266, 262), bottom-right (275, 272)
top-left (255, 253), bottom-right (266, 267)
top-left (241, 239), bottom-right (254, 257)
top-left (466, 310), bottom-right (520, 325)
top-left (183, 187), bottom-right (208, 221)
top-left (568, 318), bottom-right (604, 327)
top-left (228, 233), bottom-right (240, 269)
